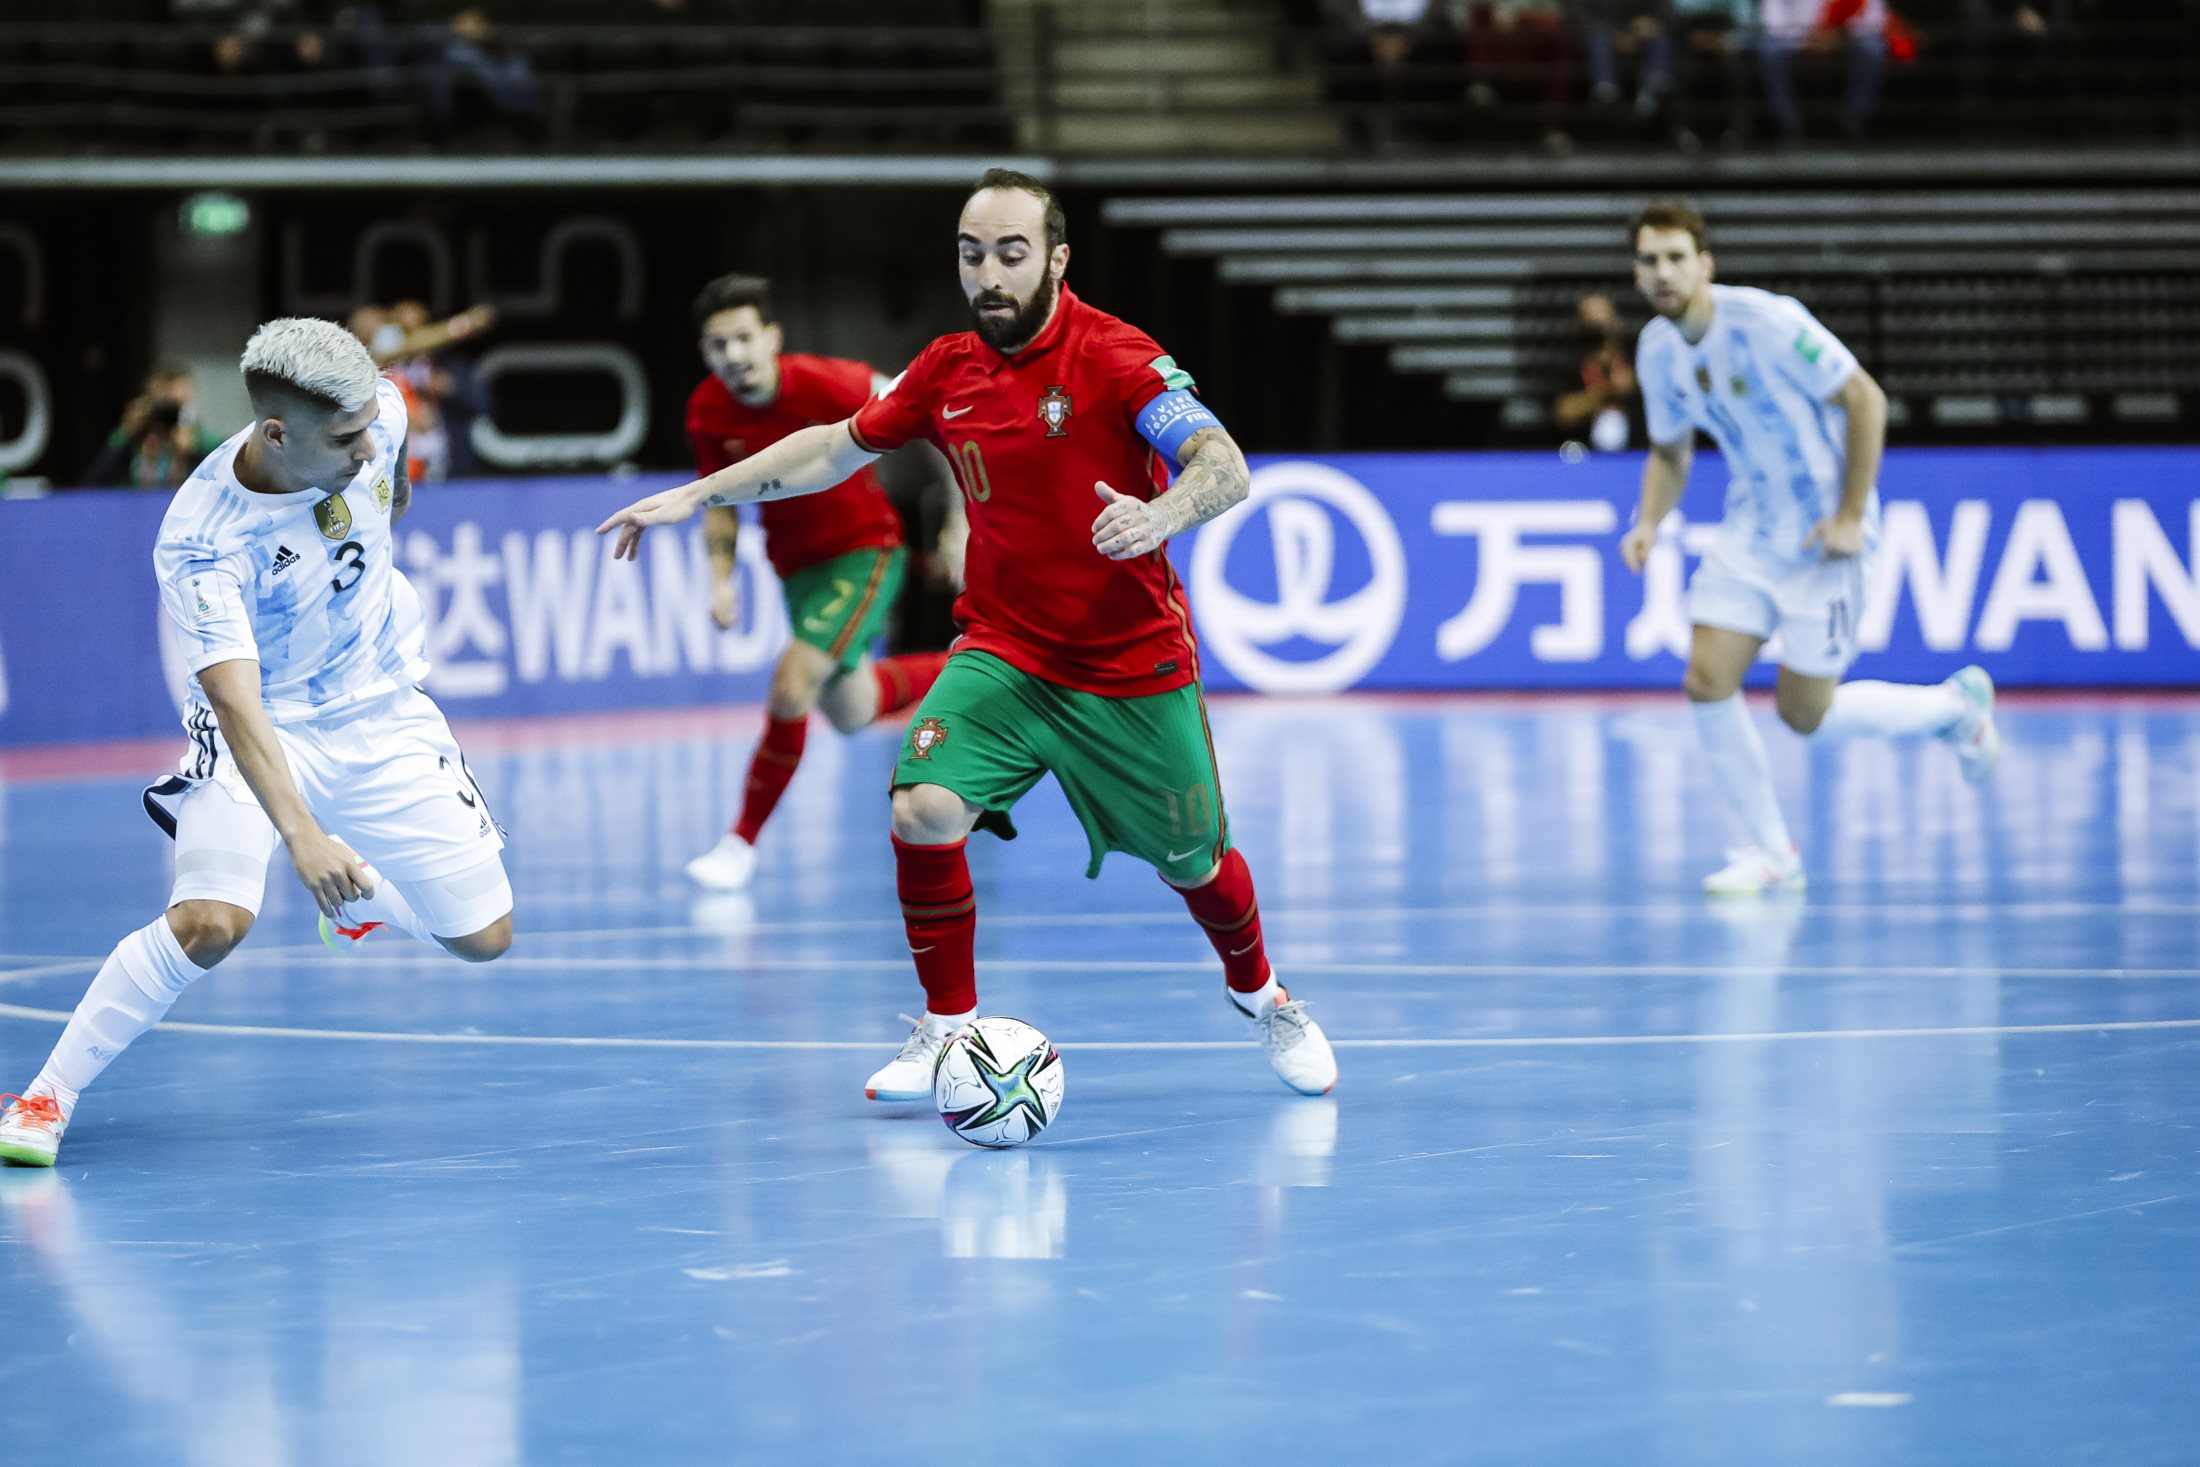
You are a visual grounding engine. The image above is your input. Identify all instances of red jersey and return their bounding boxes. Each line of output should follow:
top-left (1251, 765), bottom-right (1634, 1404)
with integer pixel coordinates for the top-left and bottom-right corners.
top-left (851, 288), bottom-right (1200, 698)
top-left (686, 353), bottom-right (905, 579)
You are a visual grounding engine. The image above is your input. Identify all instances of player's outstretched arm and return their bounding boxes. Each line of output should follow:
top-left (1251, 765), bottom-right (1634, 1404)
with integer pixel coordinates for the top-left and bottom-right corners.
top-left (1620, 436), bottom-right (1694, 574)
top-left (1091, 426), bottom-right (1251, 561)
top-left (197, 659), bottom-right (371, 917)
top-left (597, 420), bottom-right (878, 561)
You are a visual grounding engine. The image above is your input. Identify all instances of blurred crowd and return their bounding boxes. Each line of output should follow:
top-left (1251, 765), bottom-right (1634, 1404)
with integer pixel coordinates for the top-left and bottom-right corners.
top-left (73, 299), bottom-right (495, 491)
top-left (1309, 0), bottom-right (2103, 149)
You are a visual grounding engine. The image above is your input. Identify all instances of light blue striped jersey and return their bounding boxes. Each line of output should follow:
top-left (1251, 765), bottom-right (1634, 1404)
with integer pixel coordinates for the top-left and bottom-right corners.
top-left (154, 376), bottom-right (427, 727)
top-left (1637, 284), bottom-right (1879, 571)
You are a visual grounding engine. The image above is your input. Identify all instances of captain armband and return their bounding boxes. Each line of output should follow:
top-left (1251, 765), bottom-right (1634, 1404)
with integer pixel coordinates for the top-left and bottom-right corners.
top-left (1134, 390), bottom-right (1223, 462)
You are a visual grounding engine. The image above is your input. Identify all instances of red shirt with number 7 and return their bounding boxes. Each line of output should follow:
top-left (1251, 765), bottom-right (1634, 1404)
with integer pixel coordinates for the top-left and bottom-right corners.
top-left (851, 287), bottom-right (1200, 698)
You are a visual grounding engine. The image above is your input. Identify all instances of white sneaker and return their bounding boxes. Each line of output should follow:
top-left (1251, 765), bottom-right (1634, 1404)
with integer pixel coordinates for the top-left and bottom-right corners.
top-left (865, 1013), bottom-right (966, 1102)
top-left (1702, 845), bottom-right (1806, 896)
top-left (1943, 665), bottom-right (2000, 784)
top-left (1235, 984), bottom-right (1338, 1096)
top-left (0, 1091), bottom-right (68, 1168)
top-left (685, 834), bottom-right (757, 891)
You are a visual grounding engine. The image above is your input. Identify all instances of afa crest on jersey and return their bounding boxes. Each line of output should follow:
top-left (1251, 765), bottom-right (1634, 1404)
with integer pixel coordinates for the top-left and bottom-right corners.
top-left (314, 493), bottom-right (353, 540)
top-left (910, 717), bottom-right (950, 760)
top-left (372, 474), bottom-right (393, 515)
top-left (1037, 385), bottom-right (1072, 438)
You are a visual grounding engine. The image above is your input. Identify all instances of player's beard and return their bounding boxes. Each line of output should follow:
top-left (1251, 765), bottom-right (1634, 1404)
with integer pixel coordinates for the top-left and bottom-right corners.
top-left (969, 272), bottom-right (1058, 354)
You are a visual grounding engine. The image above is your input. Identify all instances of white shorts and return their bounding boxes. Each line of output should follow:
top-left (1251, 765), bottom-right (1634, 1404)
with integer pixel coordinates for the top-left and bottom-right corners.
top-left (1687, 544), bottom-right (1872, 680)
top-left (142, 686), bottom-right (510, 937)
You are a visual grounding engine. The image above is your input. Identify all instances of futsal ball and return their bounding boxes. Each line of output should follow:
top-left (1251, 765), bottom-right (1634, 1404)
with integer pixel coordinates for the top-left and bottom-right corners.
top-left (933, 1016), bottom-right (1065, 1149)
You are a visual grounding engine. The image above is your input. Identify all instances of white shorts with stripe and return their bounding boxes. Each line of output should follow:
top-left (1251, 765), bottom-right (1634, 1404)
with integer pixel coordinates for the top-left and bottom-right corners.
top-left (143, 685), bottom-right (510, 938)
top-left (1687, 542), bottom-right (1874, 680)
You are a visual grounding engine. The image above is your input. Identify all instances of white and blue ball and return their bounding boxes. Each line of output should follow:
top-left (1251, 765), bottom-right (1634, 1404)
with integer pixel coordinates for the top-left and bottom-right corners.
top-left (933, 1016), bottom-right (1065, 1149)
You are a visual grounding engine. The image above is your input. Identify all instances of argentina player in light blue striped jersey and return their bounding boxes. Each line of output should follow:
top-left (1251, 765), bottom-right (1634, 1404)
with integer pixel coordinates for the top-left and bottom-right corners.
top-left (0, 319), bottom-right (514, 1170)
top-left (1617, 201), bottom-right (2000, 897)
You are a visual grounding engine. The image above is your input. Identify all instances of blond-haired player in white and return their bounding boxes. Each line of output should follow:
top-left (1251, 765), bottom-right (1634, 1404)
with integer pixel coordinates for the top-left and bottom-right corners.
top-left (1619, 201), bottom-right (2000, 896)
top-left (0, 319), bottom-right (514, 1168)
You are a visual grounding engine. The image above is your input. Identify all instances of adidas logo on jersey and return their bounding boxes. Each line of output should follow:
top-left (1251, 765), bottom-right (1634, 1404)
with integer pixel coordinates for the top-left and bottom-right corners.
top-left (270, 544), bottom-right (301, 573)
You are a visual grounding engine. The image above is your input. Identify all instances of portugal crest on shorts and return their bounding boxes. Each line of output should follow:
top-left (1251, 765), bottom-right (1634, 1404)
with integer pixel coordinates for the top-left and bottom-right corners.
top-left (1037, 385), bottom-right (1072, 438)
top-left (910, 717), bottom-right (950, 761)
top-left (314, 492), bottom-right (353, 540)
top-left (372, 474), bottom-right (393, 515)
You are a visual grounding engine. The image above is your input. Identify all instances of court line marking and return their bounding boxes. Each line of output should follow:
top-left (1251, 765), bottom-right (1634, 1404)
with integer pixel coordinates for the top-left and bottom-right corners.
top-left (2, 1001), bottom-right (2197, 1051)
top-left (8, 955), bottom-right (2200, 988)
top-left (513, 901), bottom-right (2200, 942)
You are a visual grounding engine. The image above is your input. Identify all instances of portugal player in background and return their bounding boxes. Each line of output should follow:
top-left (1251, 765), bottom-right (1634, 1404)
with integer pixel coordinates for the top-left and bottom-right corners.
top-left (681, 274), bottom-right (960, 891)
top-left (602, 170), bottom-right (1336, 1101)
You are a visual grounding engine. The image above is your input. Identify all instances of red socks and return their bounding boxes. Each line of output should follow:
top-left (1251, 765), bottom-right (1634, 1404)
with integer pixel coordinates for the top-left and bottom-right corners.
top-left (874, 652), bottom-right (951, 721)
top-left (893, 835), bottom-right (978, 1015)
top-left (1175, 848), bottom-right (1271, 993)
top-left (732, 714), bottom-right (807, 844)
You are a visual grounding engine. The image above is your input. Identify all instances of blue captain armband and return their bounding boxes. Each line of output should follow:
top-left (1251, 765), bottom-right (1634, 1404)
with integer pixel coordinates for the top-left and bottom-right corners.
top-left (1135, 390), bottom-right (1223, 461)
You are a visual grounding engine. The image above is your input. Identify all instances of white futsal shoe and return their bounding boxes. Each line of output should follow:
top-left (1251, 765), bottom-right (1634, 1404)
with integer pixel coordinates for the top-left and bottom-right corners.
top-left (1702, 844), bottom-right (1806, 896)
top-left (685, 834), bottom-right (758, 891)
top-left (0, 1091), bottom-right (68, 1168)
top-left (1233, 982), bottom-right (1338, 1096)
top-left (865, 1013), bottom-right (966, 1102)
top-left (1942, 665), bottom-right (2000, 784)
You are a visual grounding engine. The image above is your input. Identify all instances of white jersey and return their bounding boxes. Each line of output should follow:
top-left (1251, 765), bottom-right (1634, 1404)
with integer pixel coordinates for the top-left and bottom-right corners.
top-left (1637, 283), bottom-right (1878, 572)
top-left (154, 376), bottom-right (426, 727)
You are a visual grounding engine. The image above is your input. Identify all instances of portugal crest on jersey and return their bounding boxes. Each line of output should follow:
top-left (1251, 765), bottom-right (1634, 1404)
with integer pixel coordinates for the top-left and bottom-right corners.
top-left (910, 717), bottom-right (950, 761)
top-left (1037, 385), bottom-right (1072, 438)
top-left (314, 492), bottom-right (353, 541)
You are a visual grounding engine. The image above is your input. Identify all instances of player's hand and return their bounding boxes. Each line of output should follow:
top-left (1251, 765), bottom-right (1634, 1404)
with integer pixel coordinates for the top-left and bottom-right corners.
top-left (709, 578), bottom-right (740, 631)
top-left (935, 512), bottom-right (969, 590)
top-left (1618, 520), bottom-right (1659, 575)
top-left (1805, 514), bottom-right (1865, 560)
top-left (289, 829), bottom-right (372, 920)
top-left (1091, 481), bottom-right (1164, 561)
top-left (597, 483), bottom-right (705, 561)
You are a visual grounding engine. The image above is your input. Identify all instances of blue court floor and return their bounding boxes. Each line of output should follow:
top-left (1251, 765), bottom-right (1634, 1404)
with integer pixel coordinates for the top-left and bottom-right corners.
top-left (2, 694), bottom-right (2197, 1467)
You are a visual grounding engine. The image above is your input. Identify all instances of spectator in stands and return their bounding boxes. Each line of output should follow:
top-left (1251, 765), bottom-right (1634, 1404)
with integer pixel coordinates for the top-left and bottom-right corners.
top-left (1578, 0), bottom-right (1677, 120)
top-left (1959, 0), bottom-right (2070, 130)
top-left (349, 302), bottom-right (497, 483)
top-left (1669, 0), bottom-right (1755, 147)
top-left (1553, 293), bottom-right (1639, 451)
top-left (1461, 1), bottom-right (1578, 148)
top-left (1758, 0), bottom-right (1885, 141)
top-left (1321, 0), bottom-right (1452, 146)
top-left (421, 8), bottom-right (543, 145)
top-left (80, 361), bottom-right (223, 491)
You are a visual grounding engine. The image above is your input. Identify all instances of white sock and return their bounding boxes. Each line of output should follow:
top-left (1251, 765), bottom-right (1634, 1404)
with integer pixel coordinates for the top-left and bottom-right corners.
top-left (1692, 694), bottom-right (1795, 855)
top-left (33, 916), bottom-right (207, 1110)
top-left (1813, 679), bottom-right (1967, 739)
top-left (1230, 974), bottom-right (1282, 1019)
top-left (922, 1008), bottom-right (975, 1035)
top-left (338, 863), bottom-right (434, 944)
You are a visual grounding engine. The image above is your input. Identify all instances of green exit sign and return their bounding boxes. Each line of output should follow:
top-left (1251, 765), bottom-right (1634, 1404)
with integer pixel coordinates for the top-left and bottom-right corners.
top-left (181, 192), bottom-right (250, 237)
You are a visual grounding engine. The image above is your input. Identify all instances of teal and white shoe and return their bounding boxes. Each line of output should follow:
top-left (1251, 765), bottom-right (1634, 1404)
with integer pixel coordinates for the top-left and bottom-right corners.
top-left (1943, 665), bottom-right (2000, 783)
top-left (1703, 845), bottom-right (1807, 896)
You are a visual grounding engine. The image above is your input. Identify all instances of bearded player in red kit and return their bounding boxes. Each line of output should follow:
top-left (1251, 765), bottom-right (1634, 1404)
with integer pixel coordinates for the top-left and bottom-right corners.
top-left (601, 170), bottom-right (1337, 1103)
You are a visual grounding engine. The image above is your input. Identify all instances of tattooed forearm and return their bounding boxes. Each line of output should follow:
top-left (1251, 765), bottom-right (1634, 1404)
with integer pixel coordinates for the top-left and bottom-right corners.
top-left (1149, 428), bottom-right (1251, 539)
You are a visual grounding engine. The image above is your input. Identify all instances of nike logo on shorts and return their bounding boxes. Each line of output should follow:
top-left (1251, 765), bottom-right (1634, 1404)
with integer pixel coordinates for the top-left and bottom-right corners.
top-left (942, 405), bottom-right (974, 419)
top-left (1165, 845), bottom-right (1203, 862)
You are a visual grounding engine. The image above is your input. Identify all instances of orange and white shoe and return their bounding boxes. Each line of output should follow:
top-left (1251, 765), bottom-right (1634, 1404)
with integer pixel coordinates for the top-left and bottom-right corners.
top-left (0, 1092), bottom-right (68, 1168)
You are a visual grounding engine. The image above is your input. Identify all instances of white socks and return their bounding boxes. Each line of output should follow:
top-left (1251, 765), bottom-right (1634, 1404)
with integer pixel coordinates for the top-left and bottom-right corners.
top-left (1813, 679), bottom-right (1967, 739)
top-left (1230, 974), bottom-right (1283, 1019)
top-left (922, 1009), bottom-right (975, 1035)
top-left (1691, 694), bottom-right (1795, 856)
top-left (32, 916), bottom-right (206, 1111)
top-left (339, 863), bottom-right (434, 944)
